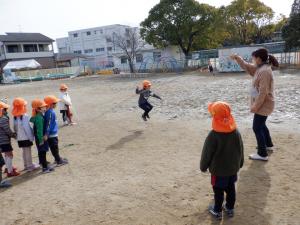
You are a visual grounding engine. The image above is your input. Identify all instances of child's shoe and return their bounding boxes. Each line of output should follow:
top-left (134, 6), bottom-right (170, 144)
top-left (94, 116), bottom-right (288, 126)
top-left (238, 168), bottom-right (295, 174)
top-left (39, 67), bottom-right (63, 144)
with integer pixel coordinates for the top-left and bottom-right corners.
top-left (56, 158), bottom-right (68, 167)
top-left (249, 153), bottom-right (268, 161)
top-left (208, 205), bottom-right (222, 220)
top-left (4, 166), bottom-right (17, 174)
top-left (42, 167), bottom-right (55, 174)
top-left (0, 180), bottom-right (12, 188)
top-left (27, 164), bottom-right (40, 172)
top-left (7, 169), bottom-right (20, 177)
top-left (142, 115), bottom-right (147, 121)
top-left (223, 205), bottom-right (234, 217)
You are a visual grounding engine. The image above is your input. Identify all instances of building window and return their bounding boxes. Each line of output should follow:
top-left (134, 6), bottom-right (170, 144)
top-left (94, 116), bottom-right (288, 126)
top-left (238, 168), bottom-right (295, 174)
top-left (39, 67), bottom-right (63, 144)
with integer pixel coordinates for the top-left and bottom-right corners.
top-left (23, 44), bottom-right (38, 52)
top-left (126, 40), bottom-right (131, 47)
top-left (74, 50), bottom-right (82, 54)
top-left (94, 31), bottom-right (97, 34)
top-left (38, 44), bottom-right (49, 52)
top-left (86, 31), bottom-right (91, 36)
top-left (84, 49), bottom-right (93, 53)
top-left (153, 52), bottom-right (161, 62)
top-left (106, 37), bottom-right (112, 42)
top-left (100, 29), bottom-right (103, 34)
top-left (7, 45), bottom-right (20, 53)
top-left (73, 33), bottom-right (78, 38)
top-left (121, 56), bottom-right (127, 64)
top-left (107, 47), bottom-right (112, 51)
top-left (136, 54), bottom-right (143, 63)
top-left (96, 48), bottom-right (105, 52)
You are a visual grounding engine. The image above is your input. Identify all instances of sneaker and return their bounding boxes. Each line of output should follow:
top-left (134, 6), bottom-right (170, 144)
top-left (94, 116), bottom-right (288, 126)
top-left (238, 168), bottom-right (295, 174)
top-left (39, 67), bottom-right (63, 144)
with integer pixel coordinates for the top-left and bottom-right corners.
top-left (7, 169), bottom-right (20, 177)
top-left (249, 153), bottom-right (268, 161)
top-left (146, 114), bottom-right (150, 119)
top-left (42, 167), bottom-right (55, 174)
top-left (4, 166), bottom-right (17, 174)
top-left (70, 122), bottom-right (77, 125)
top-left (266, 147), bottom-right (274, 151)
top-left (63, 121), bottom-right (69, 126)
top-left (142, 115), bottom-right (147, 121)
top-left (27, 164), bottom-right (40, 172)
top-left (56, 158), bottom-right (68, 167)
top-left (208, 205), bottom-right (222, 220)
top-left (223, 205), bottom-right (234, 217)
top-left (0, 180), bottom-right (12, 188)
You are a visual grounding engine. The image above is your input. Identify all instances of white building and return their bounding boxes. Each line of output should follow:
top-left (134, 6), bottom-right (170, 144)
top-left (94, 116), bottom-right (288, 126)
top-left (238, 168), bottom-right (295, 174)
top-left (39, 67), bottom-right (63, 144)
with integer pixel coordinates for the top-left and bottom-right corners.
top-left (56, 24), bottom-right (184, 72)
top-left (0, 33), bottom-right (55, 70)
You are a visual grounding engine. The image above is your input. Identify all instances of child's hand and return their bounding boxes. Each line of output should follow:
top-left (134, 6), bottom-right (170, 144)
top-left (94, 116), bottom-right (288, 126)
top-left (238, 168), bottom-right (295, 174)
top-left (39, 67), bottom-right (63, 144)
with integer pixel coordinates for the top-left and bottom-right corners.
top-left (12, 133), bottom-right (17, 139)
top-left (43, 135), bottom-right (48, 141)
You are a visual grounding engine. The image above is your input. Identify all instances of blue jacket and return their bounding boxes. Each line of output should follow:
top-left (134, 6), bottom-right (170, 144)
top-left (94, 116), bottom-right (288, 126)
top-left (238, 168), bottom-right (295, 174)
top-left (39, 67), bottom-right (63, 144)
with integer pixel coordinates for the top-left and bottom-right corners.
top-left (44, 108), bottom-right (58, 137)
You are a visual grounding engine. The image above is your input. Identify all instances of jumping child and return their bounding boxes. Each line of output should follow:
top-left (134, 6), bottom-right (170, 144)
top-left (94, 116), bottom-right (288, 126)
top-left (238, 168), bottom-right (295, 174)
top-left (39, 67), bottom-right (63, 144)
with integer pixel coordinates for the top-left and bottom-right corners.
top-left (30, 99), bottom-right (54, 173)
top-left (0, 101), bottom-right (20, 177)
top-left (136, 80), bottom-right (162, 121)
top-left (59, 84), bottom-right (75, 125)
top-left (12, 98), bottom-right (40, 171)
top-left (200, 101), bottom-right (244, 220)
top-left (44, 95), bottom-right (68, 166)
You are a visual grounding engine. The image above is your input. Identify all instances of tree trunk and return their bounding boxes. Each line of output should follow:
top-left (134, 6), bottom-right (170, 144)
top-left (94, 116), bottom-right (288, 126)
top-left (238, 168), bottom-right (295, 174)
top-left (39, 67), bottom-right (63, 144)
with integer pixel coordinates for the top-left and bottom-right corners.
top-left (128, 59), bottom-right (135, 73)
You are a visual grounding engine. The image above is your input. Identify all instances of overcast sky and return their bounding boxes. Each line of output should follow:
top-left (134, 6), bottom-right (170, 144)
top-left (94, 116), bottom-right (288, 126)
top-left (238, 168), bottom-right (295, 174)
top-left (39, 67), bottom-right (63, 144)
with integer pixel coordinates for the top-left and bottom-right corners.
top-left (0, 0), bottom-right (294, 41)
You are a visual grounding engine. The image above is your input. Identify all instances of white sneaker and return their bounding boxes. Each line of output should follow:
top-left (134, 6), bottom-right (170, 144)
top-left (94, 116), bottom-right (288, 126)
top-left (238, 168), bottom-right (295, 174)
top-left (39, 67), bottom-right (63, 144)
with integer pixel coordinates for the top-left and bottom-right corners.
top-left (27, 164), bottom-right (40, 172)
top-left (249, 153), bottom-right (268, 161)
top-left (266, 147), bottom-right (274, 151)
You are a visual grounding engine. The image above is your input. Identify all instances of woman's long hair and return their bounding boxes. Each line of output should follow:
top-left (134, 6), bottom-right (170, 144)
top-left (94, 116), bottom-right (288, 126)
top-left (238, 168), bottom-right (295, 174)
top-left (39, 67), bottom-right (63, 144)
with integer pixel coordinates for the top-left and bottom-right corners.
top-left (252, 48), bottom-right (279, 68)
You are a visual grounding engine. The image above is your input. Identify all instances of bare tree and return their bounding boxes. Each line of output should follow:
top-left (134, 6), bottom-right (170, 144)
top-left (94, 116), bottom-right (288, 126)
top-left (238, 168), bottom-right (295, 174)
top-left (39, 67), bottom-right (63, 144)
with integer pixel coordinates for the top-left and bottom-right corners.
top-left (112, 28), bottom-right (145, 73)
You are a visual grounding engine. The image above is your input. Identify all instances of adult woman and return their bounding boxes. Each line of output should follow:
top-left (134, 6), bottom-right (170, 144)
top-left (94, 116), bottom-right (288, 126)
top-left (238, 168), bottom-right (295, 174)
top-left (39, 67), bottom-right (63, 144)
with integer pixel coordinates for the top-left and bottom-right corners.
top-left (231, 48), bottom-right (279, 161)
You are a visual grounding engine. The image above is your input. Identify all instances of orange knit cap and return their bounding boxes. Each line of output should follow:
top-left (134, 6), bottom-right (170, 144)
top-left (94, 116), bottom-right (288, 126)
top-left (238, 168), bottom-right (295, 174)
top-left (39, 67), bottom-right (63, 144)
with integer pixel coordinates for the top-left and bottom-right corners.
top-left (31, 99), bottom-right (47, 116)
top-left (44, 95), bottom-right (60, 106)
top-left (0, 101), bottom-right (10, 117)
top-left (143, 80), bottom-right (151, 88)
top-left (208, 101), bottom-right (237, 133)
top-left (12, 98), bottom-right (27, 117)
top-left (60, 84), bottom-right (68, 91)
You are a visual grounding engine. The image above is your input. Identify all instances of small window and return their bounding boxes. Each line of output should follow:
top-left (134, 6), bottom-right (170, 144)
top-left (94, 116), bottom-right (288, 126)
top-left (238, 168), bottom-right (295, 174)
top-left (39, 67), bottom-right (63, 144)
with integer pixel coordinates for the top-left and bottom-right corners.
top-left (74, 50), bottom-right (82, 54)
top-left (136, 54), bottom-right (143, 63)
top-left (153, 52), bottom-right (161, 62)
top-left (23, 44), bottom-right (38, 52)
top-left (94, 31), bottom-right (97, 34)
top-left (86, 31), bottom-right (91, 36)
top-left (100, 29), bottom-right (103, 34)
top-left (96, 48), bottom-right (105, 52)
top-left (73, 33), bottom-right (78, 38)
top-left (107, 47), bottom-right (112, 51)
top-left (84, 49), bottom-right (93, 53)
top-left (121, 56), bottom-right (127, 64)
top-left (7, 45), bottom-right (20, 53)
top-left (106, 37), bottom-right (112, 42)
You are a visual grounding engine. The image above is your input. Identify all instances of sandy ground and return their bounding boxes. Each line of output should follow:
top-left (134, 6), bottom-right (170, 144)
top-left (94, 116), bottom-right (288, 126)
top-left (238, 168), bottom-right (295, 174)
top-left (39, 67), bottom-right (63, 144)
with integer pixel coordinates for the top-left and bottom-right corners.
top-left (0, 71), bottom-right (300, 225)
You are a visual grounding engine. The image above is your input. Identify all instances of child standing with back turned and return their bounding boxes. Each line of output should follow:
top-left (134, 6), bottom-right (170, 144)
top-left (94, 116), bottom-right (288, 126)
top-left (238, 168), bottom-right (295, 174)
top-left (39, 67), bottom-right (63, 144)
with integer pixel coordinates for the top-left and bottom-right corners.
top-left (200, 101), bottom-right (244, 220)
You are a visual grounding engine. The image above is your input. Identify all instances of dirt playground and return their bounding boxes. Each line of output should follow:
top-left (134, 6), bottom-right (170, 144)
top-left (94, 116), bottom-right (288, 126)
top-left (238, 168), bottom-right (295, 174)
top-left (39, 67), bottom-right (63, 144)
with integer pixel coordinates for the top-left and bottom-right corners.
top-left (0, 71), bottom-right (300, 225)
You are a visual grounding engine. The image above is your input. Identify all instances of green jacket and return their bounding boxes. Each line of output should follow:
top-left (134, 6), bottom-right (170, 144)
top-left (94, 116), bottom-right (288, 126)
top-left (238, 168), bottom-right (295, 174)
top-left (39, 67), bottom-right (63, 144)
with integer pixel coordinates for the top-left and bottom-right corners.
top-left (200, 129), bottom-right (244, 176)
top-left (30, 113), bottom-right (44, 145)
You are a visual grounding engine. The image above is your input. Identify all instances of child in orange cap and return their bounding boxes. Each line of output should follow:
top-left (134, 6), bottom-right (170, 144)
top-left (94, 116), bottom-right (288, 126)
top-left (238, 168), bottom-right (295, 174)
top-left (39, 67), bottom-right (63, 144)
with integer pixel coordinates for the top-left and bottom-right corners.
top-left (30, 99), bottom-right (54, 173)
top-left (200, 101), bottom-right (244, 220)
top-left (0, 101), bottom-right (20, 177)
top-left (44, 95), bottom-right (68, 166)
top-left (12, 98), bottom-right (40, 171)
top-left (59, 84), bottom-right (76, 126)
top-left (136, 80), bottom-right (162, 121)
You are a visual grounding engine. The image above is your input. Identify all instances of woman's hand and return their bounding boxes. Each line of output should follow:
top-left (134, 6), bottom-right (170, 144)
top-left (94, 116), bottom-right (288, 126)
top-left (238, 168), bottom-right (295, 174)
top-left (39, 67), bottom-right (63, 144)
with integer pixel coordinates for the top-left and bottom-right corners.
top-left (230, 54), bottom-right (239, 61)
top-left (251, 105), bottom-right (258, 113)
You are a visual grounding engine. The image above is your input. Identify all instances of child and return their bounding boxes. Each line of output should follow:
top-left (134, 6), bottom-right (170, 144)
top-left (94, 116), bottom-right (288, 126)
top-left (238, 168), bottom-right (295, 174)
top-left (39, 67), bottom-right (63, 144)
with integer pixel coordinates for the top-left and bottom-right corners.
top-left (59, 84), bottom-right (75, 126)
top-left (0, 101), bottom-right (20, 177)
top-left (12, 98), bottom-right (40, 171)
top-left (136, 80), bottom-right (162, 121)
top-left (200, 101), bottom-right (244, 220)
top-left (30, 99), bottom-right (54, 173)
top-left (0, 146), bottom-right (11, 188)
top-left (44, 95), bottom-right (68, 166)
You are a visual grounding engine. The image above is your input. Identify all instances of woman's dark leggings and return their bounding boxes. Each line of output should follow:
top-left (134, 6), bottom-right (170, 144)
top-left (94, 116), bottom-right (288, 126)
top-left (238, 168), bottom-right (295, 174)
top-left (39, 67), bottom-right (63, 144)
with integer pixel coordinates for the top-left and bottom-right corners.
top-left (253, 114), bottom-right (273, 157)
top-left (139, 102), bottom-right (153, 117)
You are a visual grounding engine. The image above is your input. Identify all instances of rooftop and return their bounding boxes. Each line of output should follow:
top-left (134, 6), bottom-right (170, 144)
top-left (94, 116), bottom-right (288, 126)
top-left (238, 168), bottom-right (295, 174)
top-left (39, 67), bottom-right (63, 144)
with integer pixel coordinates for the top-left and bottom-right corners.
top-left (0, 33), bottom-right (54, 43)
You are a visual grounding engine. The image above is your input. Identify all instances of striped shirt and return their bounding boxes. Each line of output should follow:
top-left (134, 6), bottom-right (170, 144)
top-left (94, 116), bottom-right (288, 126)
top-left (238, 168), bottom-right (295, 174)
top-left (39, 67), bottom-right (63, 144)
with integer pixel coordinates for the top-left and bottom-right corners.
top-left (0, 116), bottom-right (14, 145)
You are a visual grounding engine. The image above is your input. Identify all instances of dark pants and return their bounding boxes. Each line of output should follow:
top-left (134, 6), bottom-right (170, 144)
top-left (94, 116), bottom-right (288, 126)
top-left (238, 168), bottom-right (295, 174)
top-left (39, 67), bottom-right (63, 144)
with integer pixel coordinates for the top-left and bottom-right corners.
top-left (213, 184), bottom-right (236, 212)
top-left (38, 151), bottom-right (48, 169)
top-left (139, 102), bottom-right (153, 117)
top-left (48, 137), bottom-right (61, 163)
top-left (60, 110), bottom-right (68, 122)
top-left (253, 114), bottom-right (273, 157)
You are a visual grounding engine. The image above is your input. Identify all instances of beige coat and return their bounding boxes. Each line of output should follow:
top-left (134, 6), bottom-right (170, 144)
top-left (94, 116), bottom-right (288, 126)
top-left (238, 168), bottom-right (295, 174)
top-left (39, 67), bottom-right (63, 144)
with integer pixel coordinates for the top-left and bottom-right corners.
top-left (237, 59), bottom-right (275, 116)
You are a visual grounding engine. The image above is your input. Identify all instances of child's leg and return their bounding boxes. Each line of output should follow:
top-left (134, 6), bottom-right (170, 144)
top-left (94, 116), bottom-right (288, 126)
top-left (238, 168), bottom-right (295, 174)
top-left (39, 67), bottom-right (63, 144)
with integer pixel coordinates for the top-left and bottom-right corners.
top-left (144, 103), bottom-right (153, 117)
top-left (225, 182), bottom-right (236, 210)
top-left (0, 153), bottom-right (5, 182)
top-left (24, 147), bottom-right (33, 169)
top-left (38, 151), bottom-right (48, 169)
top-left (213, 186), bottom-right (225, 212)
top-left (61, 110), bottom-right (67, 122)
top-left (4, 151), bottom-right (13, 173)
top-left (22, 148), bottom-right (28, 169)
top-left (48, 137), bottom-right (61, 163)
